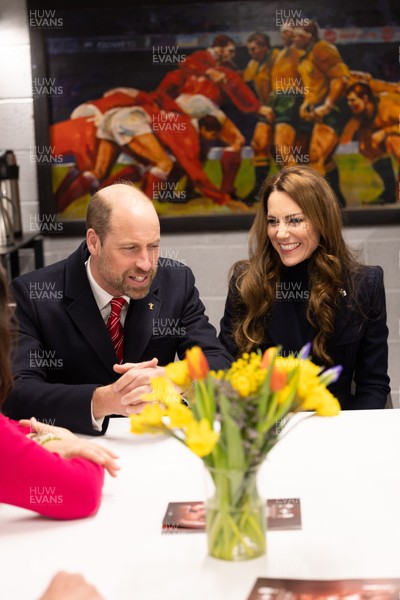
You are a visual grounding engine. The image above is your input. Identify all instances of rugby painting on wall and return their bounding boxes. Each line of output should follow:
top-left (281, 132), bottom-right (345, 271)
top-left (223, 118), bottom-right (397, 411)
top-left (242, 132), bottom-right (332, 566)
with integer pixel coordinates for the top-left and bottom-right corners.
top-left (28, 0), bottom-right (400, 233)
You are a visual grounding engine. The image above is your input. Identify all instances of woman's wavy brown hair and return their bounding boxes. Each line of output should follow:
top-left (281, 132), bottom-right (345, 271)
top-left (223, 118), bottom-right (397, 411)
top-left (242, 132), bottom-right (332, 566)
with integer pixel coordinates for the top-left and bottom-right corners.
top-left (0, 265), bottom-right (14, 407)
top-left (232, 165), bottom-right (363, 365)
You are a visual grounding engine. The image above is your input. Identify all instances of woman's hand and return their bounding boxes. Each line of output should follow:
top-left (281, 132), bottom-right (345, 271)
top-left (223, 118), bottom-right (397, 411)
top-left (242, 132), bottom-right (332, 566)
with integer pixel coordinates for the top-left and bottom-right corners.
top-left (36, 437), bottom-right (120, 478)
top-left (20, 416), bottom-right (77, 440)
top-left (39, 572), bottom-right (104, 600)
top-left (21, 417), bottom-right (120, 477)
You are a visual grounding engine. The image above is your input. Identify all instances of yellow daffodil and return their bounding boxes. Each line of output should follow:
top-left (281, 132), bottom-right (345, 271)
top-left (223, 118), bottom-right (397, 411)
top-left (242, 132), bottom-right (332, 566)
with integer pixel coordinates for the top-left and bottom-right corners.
top-left (276, 355), bottom-right (303, 372)
top-left (130, 418), bottom-right (149, 435)
top-left (317, 396), bottom-right (341, 416)
top-left (184, 418), bottom-right (219, 457)
top-left (129, 403), bottom-right (165, 434)
top-left (297, 360), bottom-right (323, 396)
top-left (141, 376), bottom-right (182, 406)
top-left (273, 357), bottom-right (322, 401)
top-left (167, 402), bottom-right (195, 429)
top-left (275, 384), bottom-right (293, 405)
top-left (165, 359), bottom-right (191, 390)
top-left (319, 399), bottom-right (341, 416)
top-left (186, 346), bottom-right (209, 380)
top-left (300, 385), bottom-right (341, 416)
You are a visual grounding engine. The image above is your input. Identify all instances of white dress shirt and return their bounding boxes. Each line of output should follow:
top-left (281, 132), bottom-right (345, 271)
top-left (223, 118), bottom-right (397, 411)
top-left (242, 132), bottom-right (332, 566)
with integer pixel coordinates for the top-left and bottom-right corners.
top-left (85, 257), bottom-right (131, 430)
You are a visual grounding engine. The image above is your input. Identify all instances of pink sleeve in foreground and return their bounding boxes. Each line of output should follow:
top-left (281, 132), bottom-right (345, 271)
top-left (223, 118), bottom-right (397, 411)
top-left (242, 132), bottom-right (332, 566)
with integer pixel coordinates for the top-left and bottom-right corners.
top-left (0, 415), bottom-right (104, 520)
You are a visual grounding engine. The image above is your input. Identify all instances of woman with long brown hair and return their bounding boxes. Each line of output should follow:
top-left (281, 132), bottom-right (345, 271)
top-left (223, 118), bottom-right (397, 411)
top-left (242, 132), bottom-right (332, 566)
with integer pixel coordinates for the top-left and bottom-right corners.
top-left (0, 265), bottom-right (119, 518)
top-left (219, 165), bottom-right (390, 409)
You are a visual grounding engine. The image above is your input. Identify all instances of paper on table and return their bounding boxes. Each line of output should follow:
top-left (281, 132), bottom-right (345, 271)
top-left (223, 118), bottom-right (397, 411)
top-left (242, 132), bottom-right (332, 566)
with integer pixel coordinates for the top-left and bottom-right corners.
top-left (246, 577), bottom-right (400, 600)
top-left (161, 498), bottom-right (301, 534)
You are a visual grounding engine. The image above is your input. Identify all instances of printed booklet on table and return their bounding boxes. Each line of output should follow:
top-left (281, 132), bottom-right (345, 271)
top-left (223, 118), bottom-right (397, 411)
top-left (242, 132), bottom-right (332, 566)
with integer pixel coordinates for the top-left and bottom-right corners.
top-left (246, 577), bottom-right (400, 600)
top-left (162, 498), bottom-right (301, 533)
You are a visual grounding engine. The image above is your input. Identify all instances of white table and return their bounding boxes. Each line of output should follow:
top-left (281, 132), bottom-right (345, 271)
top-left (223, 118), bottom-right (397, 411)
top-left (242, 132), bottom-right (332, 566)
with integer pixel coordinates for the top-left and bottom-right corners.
top-left (1, 410), bottom-right (400, 599)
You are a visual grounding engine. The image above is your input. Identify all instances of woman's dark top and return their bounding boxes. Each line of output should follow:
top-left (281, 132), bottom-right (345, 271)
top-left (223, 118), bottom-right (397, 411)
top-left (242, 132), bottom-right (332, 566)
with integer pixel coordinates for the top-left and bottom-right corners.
top-left (219, 259), bottom-right (390, 409)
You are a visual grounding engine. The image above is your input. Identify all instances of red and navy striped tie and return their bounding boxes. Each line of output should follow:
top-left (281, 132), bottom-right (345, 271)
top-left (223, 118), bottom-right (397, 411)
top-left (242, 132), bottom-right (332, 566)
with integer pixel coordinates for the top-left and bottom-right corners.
top-left (106, 297), bottom-right (126, 363)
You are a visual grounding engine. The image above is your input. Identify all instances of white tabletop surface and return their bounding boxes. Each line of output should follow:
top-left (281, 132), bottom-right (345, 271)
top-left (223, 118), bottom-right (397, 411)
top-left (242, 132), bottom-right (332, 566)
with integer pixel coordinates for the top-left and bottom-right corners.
top-left (1, 409), bottom-right (400, 599)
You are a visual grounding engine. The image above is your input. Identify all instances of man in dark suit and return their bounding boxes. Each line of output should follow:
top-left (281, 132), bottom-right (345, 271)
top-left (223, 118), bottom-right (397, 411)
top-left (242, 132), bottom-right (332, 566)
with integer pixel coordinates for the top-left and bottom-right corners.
top-left (4, 183), bottom-right (232, 435)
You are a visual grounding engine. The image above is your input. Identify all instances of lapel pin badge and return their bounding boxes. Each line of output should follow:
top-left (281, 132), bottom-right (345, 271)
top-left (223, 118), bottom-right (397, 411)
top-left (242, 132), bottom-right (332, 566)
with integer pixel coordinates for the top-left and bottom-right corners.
top-left (148, 302), bottom-right (154, 310)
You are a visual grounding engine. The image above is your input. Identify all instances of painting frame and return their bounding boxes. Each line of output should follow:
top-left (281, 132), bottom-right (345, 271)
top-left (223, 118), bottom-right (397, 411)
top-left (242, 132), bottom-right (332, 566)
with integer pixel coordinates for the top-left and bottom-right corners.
top-left (27, 0), bottom-right (400, 235)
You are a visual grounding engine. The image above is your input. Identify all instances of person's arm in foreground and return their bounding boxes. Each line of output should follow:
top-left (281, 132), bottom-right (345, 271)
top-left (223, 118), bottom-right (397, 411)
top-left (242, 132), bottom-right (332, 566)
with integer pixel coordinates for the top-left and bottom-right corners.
top-left (0, 415), bottom-right (119, 519)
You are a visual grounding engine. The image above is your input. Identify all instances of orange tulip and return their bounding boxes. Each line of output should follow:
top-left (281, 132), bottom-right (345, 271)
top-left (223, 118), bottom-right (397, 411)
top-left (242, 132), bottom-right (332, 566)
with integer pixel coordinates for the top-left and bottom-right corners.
top-left (260, 347), bottom-right (287, 392)
top-left (260, 347), bottom-right (278, 370)
top-left (186, 346), bottom-right (209, 380)
top-left (270, 367), bottom-right (288, 392)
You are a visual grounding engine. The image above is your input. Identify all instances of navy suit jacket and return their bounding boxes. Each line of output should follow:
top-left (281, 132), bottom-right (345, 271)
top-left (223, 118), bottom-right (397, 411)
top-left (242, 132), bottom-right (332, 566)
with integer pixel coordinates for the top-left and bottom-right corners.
top-left (4, 242), bottom-right (232, 434)
top-left (219, 265), bottom-right (390, 410)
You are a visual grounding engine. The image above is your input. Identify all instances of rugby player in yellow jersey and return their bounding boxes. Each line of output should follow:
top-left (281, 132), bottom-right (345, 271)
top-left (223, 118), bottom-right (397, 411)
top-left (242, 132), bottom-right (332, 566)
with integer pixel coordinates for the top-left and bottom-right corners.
top-left (243, 32), bottom-right (278, 199)
top-left (294, 21), bottom-right (350, 206)
top-left (343, 73), bottom-right (400, 203)
top-left (346, 82), bottom-right (400, 203)
top-left (269, 23), bottom-right (306, 167)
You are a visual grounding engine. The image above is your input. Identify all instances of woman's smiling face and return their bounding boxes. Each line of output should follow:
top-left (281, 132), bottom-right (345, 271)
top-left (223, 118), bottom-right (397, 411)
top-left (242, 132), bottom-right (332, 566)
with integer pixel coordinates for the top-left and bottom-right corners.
top-left (267, 190), bottom-right (320, 266)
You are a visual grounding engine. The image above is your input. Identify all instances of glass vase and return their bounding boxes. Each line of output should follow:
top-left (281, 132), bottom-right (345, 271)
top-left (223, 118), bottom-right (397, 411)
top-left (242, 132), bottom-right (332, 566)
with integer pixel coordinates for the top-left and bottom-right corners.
top-left (205, 465), bottom-right (266, 561)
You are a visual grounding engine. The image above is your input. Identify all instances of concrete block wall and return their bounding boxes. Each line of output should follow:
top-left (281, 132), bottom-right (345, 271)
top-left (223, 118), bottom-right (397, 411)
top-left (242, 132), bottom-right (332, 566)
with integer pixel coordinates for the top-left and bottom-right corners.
top-left (0, 0), bottom-right (38, 234)
top-left (1, 0), bottom-right (399, 407)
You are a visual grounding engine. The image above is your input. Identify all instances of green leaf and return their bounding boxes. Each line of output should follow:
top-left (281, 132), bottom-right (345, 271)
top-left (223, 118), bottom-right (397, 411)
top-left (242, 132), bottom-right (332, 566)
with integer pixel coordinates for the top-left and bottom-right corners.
top-left (191, 379), bottom-right (214, 424)
top-left (219, 393), bottom-right (246, 471)
top-left (257, 345), bottom-right (282, 425)
top-left (274, 367), bottom-right (300, 422)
